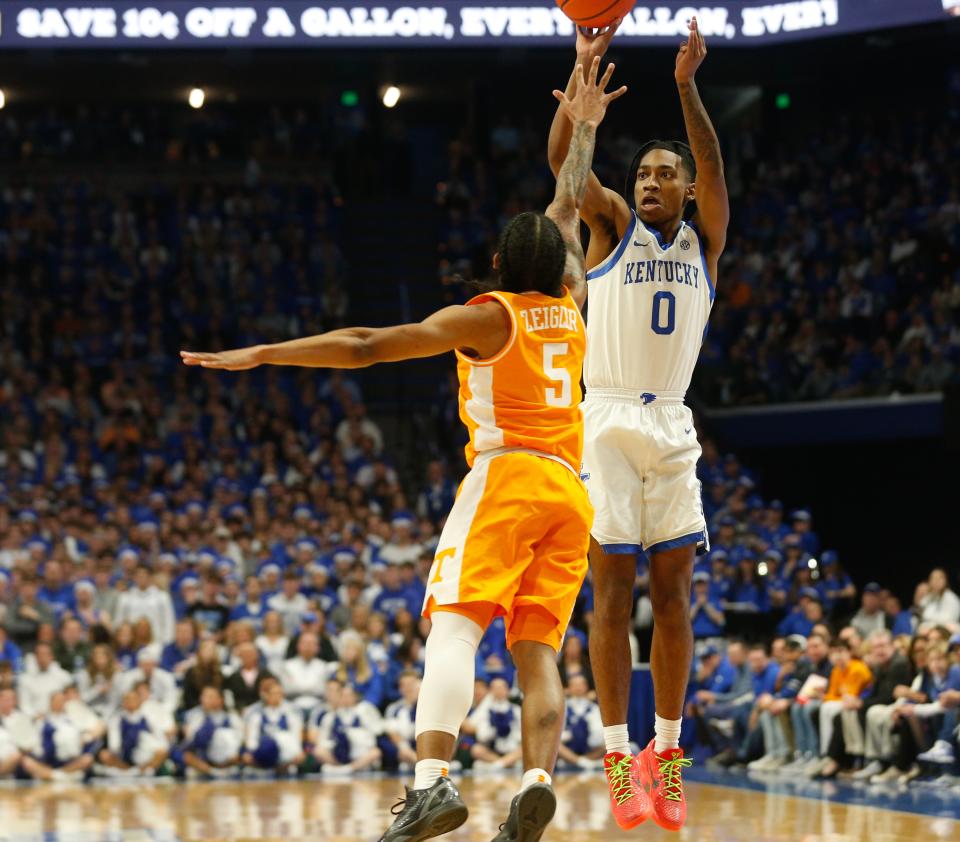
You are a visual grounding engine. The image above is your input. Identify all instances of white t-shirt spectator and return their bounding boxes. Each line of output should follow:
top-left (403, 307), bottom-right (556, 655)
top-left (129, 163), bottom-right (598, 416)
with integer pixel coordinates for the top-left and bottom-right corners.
top-left (18, 662), bottom-right (73, 716)
top-left (279, 656), bottom-right (332, 711)
top-left (921, 589), bottom-right (960, 627)
top-left (267, 592), bottom-right (311, 637)
top-left (256, 634), bottom-right (291, 677)
top-left (115, 586), bottom-right (176, 644)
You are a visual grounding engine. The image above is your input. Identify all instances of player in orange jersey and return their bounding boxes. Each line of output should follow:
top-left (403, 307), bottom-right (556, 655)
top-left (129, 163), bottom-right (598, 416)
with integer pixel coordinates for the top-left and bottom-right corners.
top-left (182, 58), bottom-right (626, 842)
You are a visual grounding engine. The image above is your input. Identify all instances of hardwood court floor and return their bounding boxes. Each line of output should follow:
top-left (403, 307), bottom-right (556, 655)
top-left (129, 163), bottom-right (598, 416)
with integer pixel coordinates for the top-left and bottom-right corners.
top-left (0, 770), bottom-right (957, 842)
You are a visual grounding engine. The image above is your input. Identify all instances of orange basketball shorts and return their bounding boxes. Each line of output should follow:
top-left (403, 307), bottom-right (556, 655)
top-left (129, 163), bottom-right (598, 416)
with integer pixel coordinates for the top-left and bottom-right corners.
top-left (423, 451), bottom-right (592, 652)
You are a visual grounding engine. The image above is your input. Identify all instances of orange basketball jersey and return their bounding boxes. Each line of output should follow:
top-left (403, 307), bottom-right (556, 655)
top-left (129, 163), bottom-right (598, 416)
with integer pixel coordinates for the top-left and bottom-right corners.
top-left (456, 289), bottom-right (586, 472)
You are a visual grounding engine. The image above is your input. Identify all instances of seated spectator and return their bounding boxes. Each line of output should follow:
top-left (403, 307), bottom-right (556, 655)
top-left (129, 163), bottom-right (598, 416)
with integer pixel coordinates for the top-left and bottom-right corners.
top-left (785, 632), bottom-right (832, 770)
top-left (120, 646), bottom-right (179, 714)
top-left (53, 618), bottom-right (90, 674)
top-left (749, 635), bottom-right (807, 770)
top-left (188, 574), bottom-right (231, 638)
top-left (160, 619), bottom-right (198, 680)
top-left (468, 677), bottom-right (522, 770)
top-left (691, 572), bottom-right (726, 639)
top-left (76, 644), bottom-right (123, 718)
top-left (242, 677), bottom-right (306, 774)
top-left (876, 643), bottom-right (956, 783)
top-left (920, 569), bottom-right (960, 629)
top-left (26, 688), bottom-right (99, 782)
top-left (312, 683), bottom-right (383, 775)
top-left (558, 634), bottom-right (594, 691)
top-left (181, 638), bottom-right (225, 713)
top-left (776, 589), bottom-right (824, 638)
top-left (96, 687), bottom-right (170, 777)
top-left (383, 671), bottom-right (420, 769)
top-left (285, 611), bottom-right (338, 663)
top-left (817, 630), bottom-right (910, 779)
top-left (280, 632), bottom-right (331, 713)
top-left (255, 612), bottom-right (290, 676)
top-left (224, 641), bottom-right (274, 713)
top-left (707, 643), bottom-right (778, 767)
top-left (850, 583), bottom-right (887, 639)
top-left (4, 574), bottom-right (55, 651)
top-left (817, 551), bottom-right (857, 619)
top-left (0, 627), bottom-right (24, 675)
top-left (557, 674), bottom-right (604, 769)
top-left (335, 631), bottom-right (383, 709)
top-left (0, 687), bottom-right (40, 776)
top-left (115, 565), bottom-right (175, 645)
top-left (268, 572), bottom-right (311, 637)
top-left (372, 564), bottom-right (419, 623)
top-left (111, 623), bottom-right (138, 671)
top-left (230, 575), bottom-right (268, 631)
top-left (18, 642), bottom-right (73, 716)
top-left (181, 686), bottom-right (244, 779)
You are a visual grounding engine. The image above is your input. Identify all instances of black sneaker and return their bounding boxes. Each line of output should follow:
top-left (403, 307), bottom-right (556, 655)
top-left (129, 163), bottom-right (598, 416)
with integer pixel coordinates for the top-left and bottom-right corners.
top-left (380, 776), bottom-right (469, 842)
top-left (491, 783), bottom-right (556, 842)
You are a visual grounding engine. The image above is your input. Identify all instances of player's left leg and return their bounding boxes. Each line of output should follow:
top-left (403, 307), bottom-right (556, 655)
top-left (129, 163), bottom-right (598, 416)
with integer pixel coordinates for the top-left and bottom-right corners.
top-left (380, 603), bottom-right (492, 842)
top-left (640, 542), bottom-right (696, 831)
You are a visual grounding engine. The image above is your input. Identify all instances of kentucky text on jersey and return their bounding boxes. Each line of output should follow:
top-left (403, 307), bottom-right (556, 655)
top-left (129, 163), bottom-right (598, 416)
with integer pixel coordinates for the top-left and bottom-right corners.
top-left (624, 259), bottom-right (700, 288)
top-left (518, 304), bottom-right (580, 333)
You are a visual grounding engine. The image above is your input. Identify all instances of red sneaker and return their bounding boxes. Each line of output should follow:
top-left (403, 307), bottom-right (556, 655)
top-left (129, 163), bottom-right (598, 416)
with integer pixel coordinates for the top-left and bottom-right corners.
top-left (603, 751), bottom-right (652, 830)
top-left (640, 740), bottom-right (692, 832)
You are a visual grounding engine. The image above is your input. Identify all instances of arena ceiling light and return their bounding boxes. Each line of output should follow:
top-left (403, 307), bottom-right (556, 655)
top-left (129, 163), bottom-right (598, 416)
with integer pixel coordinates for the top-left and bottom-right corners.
top-left (0, 90), bottom-right (6, 110)
top-left (188, 87), bottom-right (206, 109)
top-left (382, 85), bottom-right (401, 108)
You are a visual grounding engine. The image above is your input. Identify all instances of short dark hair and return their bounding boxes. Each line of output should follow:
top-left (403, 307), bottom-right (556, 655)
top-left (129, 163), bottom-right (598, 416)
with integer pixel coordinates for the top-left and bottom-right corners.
top-left (624, 140), bottom-right (697, 208)
top-left (493, 212), bottom-right (566, 298)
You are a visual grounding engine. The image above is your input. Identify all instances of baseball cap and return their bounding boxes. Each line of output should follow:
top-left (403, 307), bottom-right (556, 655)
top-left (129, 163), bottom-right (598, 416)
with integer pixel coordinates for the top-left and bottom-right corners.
top-left (863, 582), bottom-right (882, 594)
top-left (763, 550), bottom-right (783, 563)
top-left (693, 571), bottom-right (710, 584)
top-left (791, 509), bottom-right (812, 522)
top-left (701, 644), bottom-right (720, 658)
top-left (948, 634), bottom-right (960, 649)
top-left (800, 587), bottom-right (821, 602)
top-left (820, 550), bottom-right (838, 567)
top-left (786, 634), bottom-right (807, 650)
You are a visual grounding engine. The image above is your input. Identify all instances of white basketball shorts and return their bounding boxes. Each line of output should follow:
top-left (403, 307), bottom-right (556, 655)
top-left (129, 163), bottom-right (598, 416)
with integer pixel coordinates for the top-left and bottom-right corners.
top-left (580, 390), bottom-right (708, 557)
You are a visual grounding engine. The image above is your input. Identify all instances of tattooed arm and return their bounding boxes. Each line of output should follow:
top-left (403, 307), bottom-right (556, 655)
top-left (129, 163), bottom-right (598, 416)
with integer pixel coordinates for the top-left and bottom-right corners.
top-left (675, 16), bottom-right (729, 269)
top-left (546, 57), bottom-right (627, 311)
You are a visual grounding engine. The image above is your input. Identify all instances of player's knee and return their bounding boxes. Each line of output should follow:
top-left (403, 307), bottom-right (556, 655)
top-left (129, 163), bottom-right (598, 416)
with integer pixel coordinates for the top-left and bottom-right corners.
top-left (650, 587), bottom-right (688, 620)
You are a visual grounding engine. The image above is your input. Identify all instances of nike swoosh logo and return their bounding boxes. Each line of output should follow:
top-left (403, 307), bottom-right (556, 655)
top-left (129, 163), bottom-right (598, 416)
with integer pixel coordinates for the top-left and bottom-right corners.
top-left (633, 240), bottom-right (650, 247)
top-left (684, 428), bottom-right (692, 434)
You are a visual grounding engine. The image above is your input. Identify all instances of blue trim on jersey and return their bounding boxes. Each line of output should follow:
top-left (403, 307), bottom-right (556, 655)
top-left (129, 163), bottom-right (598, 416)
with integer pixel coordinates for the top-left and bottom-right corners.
top-left (601, 542), bottom-right (644, 556)
top-left (646, 530), bottom-right (706, 557)
top-left (586, 213), bottom-right (637, 281)
top-left (687, 221), bottom-right (716, 303)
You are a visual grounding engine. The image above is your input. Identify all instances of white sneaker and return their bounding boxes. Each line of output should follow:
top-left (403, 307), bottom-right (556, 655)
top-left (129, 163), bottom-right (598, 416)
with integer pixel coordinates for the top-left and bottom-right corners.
top-left (748, 755), bottom-right (778, 771)
top-left (804, 757), bottom-right (829, 778)
top-left (870, 765), bottom-right (902, 784)
top-left (898, 764), bottom-right (922, 784)
top-left (917, 740), bottom-right (955, 765)
top-left (853, 760), bottom-right (885, 781)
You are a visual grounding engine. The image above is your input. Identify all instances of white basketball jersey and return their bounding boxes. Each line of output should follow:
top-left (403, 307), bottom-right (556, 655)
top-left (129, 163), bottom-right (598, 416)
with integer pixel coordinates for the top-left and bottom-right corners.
top-left (584, 211), bottom-right (715, 397)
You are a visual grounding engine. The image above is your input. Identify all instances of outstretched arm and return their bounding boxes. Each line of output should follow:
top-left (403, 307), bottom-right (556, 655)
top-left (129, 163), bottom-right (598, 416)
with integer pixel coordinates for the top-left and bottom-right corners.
top-left (547, 22), bottom-right (632, 255)
top-left (180, 302), bottom-right (510, 371)
top-left (546, 58), bottom-right (627, 311)
top-left (675, 16), bottom-right (729, 264)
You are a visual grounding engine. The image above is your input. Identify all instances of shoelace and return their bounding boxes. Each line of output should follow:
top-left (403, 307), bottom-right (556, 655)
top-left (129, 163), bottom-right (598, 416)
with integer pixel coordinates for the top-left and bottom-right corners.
top-left (605, 756), bottom-right (636, 806)
top-left (389, 796), bottom-right (409, 816)
top-left (656, 756), bottom-right (693, 802)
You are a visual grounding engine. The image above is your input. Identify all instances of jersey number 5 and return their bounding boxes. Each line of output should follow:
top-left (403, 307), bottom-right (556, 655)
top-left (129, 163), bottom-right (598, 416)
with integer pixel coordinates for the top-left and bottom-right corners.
top-left (543, 343), bottom-right (571, 407)
top-left (651, 291), bottom-right (676, 335)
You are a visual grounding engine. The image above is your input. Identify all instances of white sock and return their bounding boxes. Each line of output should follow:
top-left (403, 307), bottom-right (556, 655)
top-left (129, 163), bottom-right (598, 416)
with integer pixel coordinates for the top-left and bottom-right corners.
top-left (654, 714), bottom-right (682, 754)
top-left (413, 758), bottom-right (449, 791)
top-left (603, 724), bottom-right (631, 756)
top-left (520, 768), bottom-right (552, 793)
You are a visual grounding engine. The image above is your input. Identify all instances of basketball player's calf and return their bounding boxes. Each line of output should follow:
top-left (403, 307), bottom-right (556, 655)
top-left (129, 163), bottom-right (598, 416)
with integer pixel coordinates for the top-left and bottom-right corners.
top-left (641, 544), bottom-right (695, 832)
top-left (588, 541), bottom-right (653, 829)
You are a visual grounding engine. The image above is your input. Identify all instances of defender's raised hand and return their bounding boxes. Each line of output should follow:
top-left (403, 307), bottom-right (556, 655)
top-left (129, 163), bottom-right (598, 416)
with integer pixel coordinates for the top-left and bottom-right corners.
top-left (675, 15), bottom-right (707, 83)
top-left (553, 56), bottom-right (627, 128)
top-left (180, 347), bottom-right (262, 370)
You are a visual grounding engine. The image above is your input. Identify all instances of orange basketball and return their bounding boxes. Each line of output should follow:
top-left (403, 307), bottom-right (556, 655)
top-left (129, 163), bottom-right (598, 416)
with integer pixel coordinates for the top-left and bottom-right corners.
top-left (556, 0), bottom-right (636, 29)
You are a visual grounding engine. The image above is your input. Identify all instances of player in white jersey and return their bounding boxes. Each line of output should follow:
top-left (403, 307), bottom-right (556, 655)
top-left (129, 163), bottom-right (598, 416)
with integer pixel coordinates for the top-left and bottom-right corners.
top-left (548, 17), bottom-right (728, 832)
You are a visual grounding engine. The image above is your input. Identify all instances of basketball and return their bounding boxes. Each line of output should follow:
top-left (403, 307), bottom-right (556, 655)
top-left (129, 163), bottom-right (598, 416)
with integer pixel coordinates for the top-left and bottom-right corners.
top-left (556, 0), bottom-right (637, 29)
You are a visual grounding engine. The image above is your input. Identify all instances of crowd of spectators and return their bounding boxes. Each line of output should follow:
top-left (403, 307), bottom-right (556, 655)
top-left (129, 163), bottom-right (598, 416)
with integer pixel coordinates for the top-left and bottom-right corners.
top-left (436, 105), bottom-right (960, 406)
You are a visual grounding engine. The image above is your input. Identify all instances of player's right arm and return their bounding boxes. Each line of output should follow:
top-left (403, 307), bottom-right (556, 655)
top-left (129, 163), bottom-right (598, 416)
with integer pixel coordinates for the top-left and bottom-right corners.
top-left (547, 22), bottom-right (632, 261)
top-left (546, 57), bottom-right (627, 311)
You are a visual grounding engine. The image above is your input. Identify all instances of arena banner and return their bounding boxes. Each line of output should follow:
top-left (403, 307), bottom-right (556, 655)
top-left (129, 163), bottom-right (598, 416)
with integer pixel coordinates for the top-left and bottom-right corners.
top-left (0, 1), bottom-right (954, 48)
